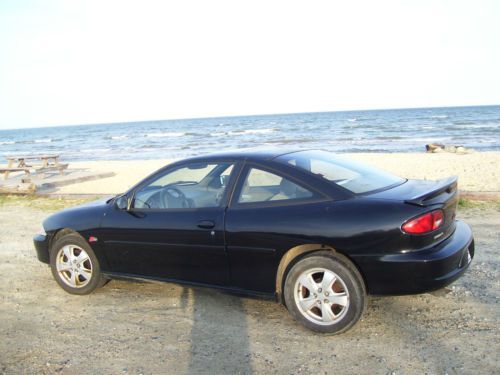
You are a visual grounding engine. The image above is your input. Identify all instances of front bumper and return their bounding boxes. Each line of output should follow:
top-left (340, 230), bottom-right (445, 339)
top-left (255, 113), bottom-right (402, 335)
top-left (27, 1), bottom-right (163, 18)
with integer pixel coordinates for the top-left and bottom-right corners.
top-left (34, 234), bottom-right (50, 264)
top-left (354, 220), bottom-right (474, 295)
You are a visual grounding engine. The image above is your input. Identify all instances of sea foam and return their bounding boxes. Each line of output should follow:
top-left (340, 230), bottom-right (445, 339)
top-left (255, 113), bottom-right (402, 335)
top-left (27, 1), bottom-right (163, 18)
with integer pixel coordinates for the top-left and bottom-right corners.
top-left (146, 132), bottom-right (185, 138)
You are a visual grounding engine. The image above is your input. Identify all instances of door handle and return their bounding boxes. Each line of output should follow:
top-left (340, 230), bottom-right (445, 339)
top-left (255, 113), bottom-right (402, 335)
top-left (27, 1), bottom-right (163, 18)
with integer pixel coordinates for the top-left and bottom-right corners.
top-left (197, 220), bottom-right (215, 229)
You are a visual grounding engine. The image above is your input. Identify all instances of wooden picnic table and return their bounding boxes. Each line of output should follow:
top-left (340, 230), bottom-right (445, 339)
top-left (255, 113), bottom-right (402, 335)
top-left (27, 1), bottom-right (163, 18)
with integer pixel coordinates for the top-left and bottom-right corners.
top-left (6, 154), bottom-right (61, 168)
top-left (2, 154), bottom-right (68, 180)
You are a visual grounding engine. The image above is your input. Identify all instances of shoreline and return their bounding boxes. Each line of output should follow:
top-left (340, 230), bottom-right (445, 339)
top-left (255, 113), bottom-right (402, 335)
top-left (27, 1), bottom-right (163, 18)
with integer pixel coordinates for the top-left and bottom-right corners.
top-left (40, 151), bottom-right (500, 195)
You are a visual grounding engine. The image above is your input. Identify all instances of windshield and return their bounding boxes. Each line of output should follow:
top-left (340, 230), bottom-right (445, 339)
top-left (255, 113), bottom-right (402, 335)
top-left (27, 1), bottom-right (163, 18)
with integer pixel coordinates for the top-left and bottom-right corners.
top-left (276, 150), bottom-right (405, 194)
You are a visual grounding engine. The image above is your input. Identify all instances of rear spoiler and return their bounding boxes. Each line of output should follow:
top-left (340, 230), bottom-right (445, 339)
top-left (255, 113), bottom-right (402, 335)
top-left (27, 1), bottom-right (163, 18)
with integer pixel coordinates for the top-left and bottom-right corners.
top-left (405, 176), bottom-right (458, 206)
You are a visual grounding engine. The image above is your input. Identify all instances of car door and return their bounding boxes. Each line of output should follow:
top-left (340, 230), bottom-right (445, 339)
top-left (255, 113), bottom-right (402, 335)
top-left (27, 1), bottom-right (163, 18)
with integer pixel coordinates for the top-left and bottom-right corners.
top-left (225, 164), bottom-right (329, 293)
top-left (100, 160), bottom-right (239, 286)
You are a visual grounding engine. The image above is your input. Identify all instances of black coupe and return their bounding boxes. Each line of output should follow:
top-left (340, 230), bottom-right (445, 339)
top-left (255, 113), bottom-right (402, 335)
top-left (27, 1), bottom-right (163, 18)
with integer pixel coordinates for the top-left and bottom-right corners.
top-left (34, 149), bottom-right (474, 333)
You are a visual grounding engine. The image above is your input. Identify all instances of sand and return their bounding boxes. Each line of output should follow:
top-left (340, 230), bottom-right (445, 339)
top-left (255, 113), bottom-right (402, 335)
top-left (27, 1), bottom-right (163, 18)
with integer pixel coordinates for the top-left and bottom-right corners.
top-left (0, 204), bottom-right (498, 373)
top-left (55, 151), bottom-right (500, 195)
top-left (58, 159), bottom-right (173, 195)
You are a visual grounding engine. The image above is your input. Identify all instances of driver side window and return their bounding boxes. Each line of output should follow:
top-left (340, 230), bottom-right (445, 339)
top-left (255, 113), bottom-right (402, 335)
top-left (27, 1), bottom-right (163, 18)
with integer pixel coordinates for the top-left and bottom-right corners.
top-left (134, 162), bottom-right (234, 209)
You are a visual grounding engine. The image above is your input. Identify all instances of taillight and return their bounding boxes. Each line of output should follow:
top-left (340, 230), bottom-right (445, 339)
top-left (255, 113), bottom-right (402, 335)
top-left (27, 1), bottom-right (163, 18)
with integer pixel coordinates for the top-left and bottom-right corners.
top-left (402, 209), bottom-right (444, 234)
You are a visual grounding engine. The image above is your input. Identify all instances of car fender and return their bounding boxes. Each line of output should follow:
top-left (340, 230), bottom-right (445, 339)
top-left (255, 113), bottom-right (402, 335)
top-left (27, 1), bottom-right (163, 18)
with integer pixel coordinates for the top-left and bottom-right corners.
top-left (42, 198), bottom-right (110, 268)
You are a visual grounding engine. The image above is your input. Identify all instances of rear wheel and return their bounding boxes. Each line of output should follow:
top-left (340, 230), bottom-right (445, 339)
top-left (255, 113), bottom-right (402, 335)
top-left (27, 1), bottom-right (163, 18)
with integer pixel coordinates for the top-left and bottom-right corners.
top-left (283, 251), bottom-right (366, 334)
top-left (49, 233), bottom-right (107, 295)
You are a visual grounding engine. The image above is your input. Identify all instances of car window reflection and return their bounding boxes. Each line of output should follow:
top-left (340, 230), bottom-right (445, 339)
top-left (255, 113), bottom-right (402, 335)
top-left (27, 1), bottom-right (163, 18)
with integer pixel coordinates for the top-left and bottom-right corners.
top-left (134, 163), bottom-right (234, 209)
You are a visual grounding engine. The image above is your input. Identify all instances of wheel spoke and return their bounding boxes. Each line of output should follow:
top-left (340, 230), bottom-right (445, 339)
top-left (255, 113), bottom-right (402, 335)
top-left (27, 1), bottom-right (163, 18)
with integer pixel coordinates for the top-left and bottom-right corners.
top-left (321, 270), bottom-right (336, 292)
top-left (299, 296), bottom-right (317, 312)
top-left (75, 252), bottom-right (89, 265)
top-left (321, 302), bottom-right (336, 323)
top-left (62, 246), bottom-right (72, 261)
top-left (79, 269), bottom-right (92, 281)
top-left (57, 262), bottom-right (72, 272)
top-left (329, 292), bottom-right (348, 307)
top-left (70, 270), bottom-right (78, 286)
top-left (298, 273), bottom-right (317, 293)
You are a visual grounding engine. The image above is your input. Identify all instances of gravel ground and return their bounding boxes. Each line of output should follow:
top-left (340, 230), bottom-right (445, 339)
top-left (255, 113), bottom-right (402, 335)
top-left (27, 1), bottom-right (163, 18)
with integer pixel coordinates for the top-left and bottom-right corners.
top-left (0, 205), bottom-right (498, 375)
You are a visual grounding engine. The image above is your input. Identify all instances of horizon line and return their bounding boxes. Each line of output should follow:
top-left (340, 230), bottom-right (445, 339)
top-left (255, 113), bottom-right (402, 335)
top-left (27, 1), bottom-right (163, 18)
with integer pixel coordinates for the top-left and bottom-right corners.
top-left (1, 103), bottom-right (499, 131)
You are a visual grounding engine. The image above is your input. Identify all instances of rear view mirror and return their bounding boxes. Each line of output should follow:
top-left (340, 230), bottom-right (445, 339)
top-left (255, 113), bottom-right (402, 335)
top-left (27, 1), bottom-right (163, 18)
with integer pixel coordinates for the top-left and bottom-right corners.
top-left (220, 175), bottom-right (229, 187)
top-left (188, 163), bottom-right (208, 170)
top-left (115, 195), bottom-right (130, 210)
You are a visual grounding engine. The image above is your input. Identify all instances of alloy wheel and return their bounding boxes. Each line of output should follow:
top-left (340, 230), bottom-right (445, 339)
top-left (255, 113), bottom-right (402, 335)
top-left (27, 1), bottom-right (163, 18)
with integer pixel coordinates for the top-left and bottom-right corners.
top-left (55, 245), bottom-right (93, 288)
top-left (293, 267), bottom-right (349, 325)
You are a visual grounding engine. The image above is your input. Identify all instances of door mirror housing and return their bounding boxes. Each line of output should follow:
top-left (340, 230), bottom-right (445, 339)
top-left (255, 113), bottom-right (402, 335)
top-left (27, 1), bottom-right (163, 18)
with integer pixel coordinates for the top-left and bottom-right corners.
top-left (115, 194), bottom-right (131, 211)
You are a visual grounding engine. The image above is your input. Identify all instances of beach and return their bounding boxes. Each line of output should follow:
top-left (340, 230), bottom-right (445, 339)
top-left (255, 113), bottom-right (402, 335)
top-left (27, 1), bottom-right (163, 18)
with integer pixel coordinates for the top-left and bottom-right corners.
top-left (52, 151), bottom-right (500, 195)
top-left (1, 109), bottom-right (499, 373)
top-left (0, 202), bottom-right (498, 374)
top-left (1, 1), bottom-right (499, 371)
top-left (1, 150), bottom-right (499, 374)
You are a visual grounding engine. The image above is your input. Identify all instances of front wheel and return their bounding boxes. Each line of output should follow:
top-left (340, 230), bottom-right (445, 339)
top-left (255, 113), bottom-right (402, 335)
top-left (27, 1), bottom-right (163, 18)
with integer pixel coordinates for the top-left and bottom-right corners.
top-left (49, 233), bottom-right (107, 295)
top-left (283, 251), bottom-right (366, 334)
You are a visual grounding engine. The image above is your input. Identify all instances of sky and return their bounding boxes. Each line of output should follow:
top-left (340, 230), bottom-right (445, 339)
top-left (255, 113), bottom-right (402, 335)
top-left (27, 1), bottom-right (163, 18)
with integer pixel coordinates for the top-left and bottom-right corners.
top-left (0, 0), bottom-right (499, 130)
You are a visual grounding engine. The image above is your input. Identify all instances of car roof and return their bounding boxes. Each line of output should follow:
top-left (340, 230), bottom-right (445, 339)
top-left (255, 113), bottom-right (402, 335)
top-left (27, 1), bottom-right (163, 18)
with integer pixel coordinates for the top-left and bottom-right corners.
top-left (179, 147), bottom-right (309, 163)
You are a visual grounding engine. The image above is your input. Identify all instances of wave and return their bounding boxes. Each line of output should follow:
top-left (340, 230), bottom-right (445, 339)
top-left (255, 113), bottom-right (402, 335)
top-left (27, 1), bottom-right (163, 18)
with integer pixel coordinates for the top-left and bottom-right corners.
top-left (138, 145), bottom-right (181, 150)
top-left (264, 138), bottom-right (316, 144)
top-left (236, 128), bottom-right (276, 135)
top-left (1, 106), bottom-right (498, 159)
top-left (246, 128), bottom-right (275, 134)
top-left (476, 139), bottom-right (498, 143)
top-left (408, 137), bottom-right (452, 142)
top-left (80, 148), bottom-right (112, 153)
top-left (211, 128), bottom-right (276, 136)
top-left (146, 132), bottom-right (185, 138)
top-left (374, 136), bottom-right (404, 140)
top-left (453, 123), bottom-right (499, 129)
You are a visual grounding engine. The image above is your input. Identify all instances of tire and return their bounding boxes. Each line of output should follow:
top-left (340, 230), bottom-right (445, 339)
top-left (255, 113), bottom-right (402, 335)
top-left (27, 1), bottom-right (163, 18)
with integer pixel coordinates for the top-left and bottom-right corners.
top-left (283, 251), bottom-right (366, 334)
top-left (49, 233), bottom-right (107, 295)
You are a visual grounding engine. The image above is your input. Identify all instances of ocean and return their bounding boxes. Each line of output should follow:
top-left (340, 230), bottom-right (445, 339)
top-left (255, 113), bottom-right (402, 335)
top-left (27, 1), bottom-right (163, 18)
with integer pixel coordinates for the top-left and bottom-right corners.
top-left (1, 105), bottom-right (499, 161)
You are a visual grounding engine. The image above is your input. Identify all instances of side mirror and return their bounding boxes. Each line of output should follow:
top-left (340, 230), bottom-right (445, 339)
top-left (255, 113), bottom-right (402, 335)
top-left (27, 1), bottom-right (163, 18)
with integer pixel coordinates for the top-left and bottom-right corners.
top-left (115, 195), bottom-right (130, 210)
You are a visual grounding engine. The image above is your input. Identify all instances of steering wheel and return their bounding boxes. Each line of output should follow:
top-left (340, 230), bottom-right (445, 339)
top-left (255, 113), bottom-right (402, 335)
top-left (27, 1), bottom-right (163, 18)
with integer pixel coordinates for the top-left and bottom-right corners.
top-left (160, 187), bottom-right (190, 208)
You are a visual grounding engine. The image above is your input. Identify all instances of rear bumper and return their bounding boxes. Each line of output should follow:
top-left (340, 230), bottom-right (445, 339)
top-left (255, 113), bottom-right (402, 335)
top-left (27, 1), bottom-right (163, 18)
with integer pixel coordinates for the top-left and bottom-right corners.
top-left (34, 234), bottom-right (50, 264)
top-left (354, 220), bottom-right (474, 295)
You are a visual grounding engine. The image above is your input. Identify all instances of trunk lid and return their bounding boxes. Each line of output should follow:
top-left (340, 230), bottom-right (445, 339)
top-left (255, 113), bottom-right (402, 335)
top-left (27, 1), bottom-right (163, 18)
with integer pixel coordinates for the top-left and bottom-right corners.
top-left (403, 176), bottom-right (457, 207)
top-left (369, 176), bottom-right (459, 247)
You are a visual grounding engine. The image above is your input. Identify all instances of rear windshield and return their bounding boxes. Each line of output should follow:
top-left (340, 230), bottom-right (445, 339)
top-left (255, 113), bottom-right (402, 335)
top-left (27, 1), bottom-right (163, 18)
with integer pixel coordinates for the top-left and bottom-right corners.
top-left (276, 150), bottom-right (405, 194)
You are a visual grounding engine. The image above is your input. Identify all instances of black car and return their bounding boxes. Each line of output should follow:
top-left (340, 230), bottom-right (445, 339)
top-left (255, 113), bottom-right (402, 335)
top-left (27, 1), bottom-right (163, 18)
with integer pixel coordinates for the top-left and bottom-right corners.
top-left (33, 149), bottom-right (474, 333)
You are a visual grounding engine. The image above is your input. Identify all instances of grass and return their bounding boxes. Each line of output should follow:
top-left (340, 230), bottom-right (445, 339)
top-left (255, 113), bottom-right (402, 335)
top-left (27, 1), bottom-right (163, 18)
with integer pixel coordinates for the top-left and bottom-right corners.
top-left (0, 194), bottom-right (101, 212)
top-left (457, 197), bottom-right (500, 211)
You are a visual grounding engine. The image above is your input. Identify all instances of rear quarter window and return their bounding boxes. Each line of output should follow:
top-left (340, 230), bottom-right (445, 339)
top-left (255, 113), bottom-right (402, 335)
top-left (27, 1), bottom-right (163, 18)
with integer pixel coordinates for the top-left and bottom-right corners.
top-left (277, 150), bottom-right (405, 194)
